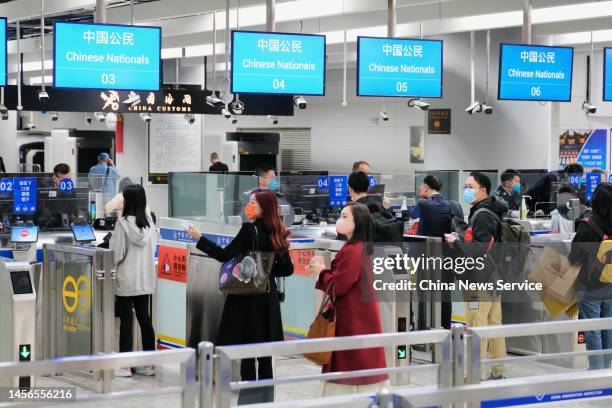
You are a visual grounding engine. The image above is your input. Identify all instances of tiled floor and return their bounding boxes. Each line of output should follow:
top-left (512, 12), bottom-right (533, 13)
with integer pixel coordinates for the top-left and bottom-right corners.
top-left (22, 351), bottom-right (612, 408)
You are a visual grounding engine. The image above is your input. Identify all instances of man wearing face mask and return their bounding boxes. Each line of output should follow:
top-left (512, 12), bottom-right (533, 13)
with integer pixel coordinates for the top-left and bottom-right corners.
top-left (446, 172), bottom-right (508, 381)
top-left (494, 169), bottom-right (522, 215)
top-left (255, 165), bottom-right (283, 198)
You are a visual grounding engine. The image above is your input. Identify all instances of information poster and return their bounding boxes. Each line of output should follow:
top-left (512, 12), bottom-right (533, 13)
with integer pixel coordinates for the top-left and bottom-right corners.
top-left (148, 114), bottom-right (202, 184)
top-left (328, 176), bottom-right (348, 208)
top-left (12, 177), bottom-right (37, 214)
top-left (158, 246), bottom-right (187, 283)
top-left (498, 44), bottom-right (573, 101)
top-left (559, 129), bottom-right (608, 171)
top-left (357, 37), bottom-right (443, 97)
top-left (54, 22), bottom-right (161, 91)
top-left (231, 31), bottom-right (326, 95)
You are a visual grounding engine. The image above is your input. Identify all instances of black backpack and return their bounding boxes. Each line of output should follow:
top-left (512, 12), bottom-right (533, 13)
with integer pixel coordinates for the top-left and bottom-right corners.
top-left (368, 204), bottom-right (404, 245)
top-left (473, 208), bottom-right (531, 281)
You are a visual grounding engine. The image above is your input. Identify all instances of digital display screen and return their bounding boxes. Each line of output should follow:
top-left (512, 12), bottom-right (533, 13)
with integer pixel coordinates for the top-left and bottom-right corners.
top-left (10, 226), bottom-right (39, 243)
top-left (231, 30), bottom-right (326, 95)
top-left (54, 21), bottom-right (162, 91)
top-left (0, 18), bottom-right (6, 86)
top-left (603, 48), bottom-right (612, 101)
top-left (71, 224), bottom-right (96, 242)
top-left (357, 36), bottom-right (443, 97)
top-left (498, 43), bottom-right (574, 101)
top-left (10, 271), bottom-right (33, 295)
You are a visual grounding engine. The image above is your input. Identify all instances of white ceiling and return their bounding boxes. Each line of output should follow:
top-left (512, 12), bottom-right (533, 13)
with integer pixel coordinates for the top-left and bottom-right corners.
top-left (6, 0), bottom-right (612, 81)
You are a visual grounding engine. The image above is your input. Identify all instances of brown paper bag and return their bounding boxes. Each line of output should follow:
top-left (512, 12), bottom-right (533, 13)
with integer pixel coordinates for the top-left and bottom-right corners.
top-left (528, 247), bottom-right (580, 303)
top-left (539, 291), bottom-right (576, 317)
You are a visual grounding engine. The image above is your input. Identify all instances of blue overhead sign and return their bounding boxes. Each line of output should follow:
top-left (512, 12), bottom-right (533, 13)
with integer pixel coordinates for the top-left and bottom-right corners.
top-left (231, 30), bottom-right (326, 96)
top-left (603, 48), bottom-right (612, 101)
top-left (498, 44), bottom-right (573, 102)
top-left (53, 22), bottom-right (161, 91)
top-left (0, 18), bottom-right (6, 86)
top-left (357, 37), bottom-right (443, 98)
top-left (13, 177), bottom-right (37, 214)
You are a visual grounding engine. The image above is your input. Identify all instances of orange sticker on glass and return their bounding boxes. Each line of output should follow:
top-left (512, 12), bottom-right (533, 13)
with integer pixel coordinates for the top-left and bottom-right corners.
top-left (158, 245), bottom-right (188, 283)
top-left (290, 249), bottom-right (316, 277)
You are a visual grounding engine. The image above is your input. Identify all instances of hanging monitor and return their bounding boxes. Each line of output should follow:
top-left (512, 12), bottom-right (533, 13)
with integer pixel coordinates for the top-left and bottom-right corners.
top-left (357, 36), bottom-right (443, 98)
top-left (603, 47), bottom-right (612, 101)
top-left (0, 18), bottom-right (6, 86)
top-left (231, 30), bottom-right (326, 95)
top-left (53, 22), bottom-right (162, 91)
top-left (498, 43), bottom-right (574, 102)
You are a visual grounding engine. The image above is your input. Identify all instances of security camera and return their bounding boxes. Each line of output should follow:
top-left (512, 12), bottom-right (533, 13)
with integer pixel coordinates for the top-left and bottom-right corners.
top-left (293, 95), bottom-right (307, 110)
top-left (582, 101), bottom-right (597, 114)
top-left (0, 105), bottom-right (7, 115)
top-left (231, 99), bottom-right (245, 115)
top-left (139, 112), bottom-right (152, 123)
top-left (94, 112), bottom-right (106, 122)
top-left (465, 101), bottom-right (482, 114)
top-left (379, 111), bottom-right (389, 122)
top-left (38, 90), bottom-right (49, 104)
top-left (230, 114), bottom-right (237, 125)
top-left (407, 98), bottom-right (430, 111)
top-left (481, 103), bottom-right (493, 115)
top-left (222, 107), bottom-right (232, 119)
top-left (85, 113), bottom-right (93, 125)
top-left (266, 115), bottom-right (278, 125)
top-left (206, 94), bottom-right (223, 108)
top-left (1, 112), bottom-right (8, 120)
top-left (184, 114), bottom-right (196, 125)
top-left (49, 111), bottom-right (59, 121)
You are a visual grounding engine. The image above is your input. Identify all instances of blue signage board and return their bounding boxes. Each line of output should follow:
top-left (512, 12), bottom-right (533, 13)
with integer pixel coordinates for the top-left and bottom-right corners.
top-left (498, 44), bottom-right (573, 101)
top-left (357, 37), bottom-right (443, 98)
top-left (13, 177), bottom-right (37, 214)
top-left (59, 178), bottom-right (74, 194)
top-left (481, 387), bottom-right (612, 407)
top-left (368, 175), bottom-right (377, 189)
top-left (604, 48), bottom-right (612, 101)
top-left (0, 18), bottom-right (6, 86)
top-left (569, 173), bottom-right (582, 188)
top-left (317, 176), bottom-right (329, 191)
top-left (329, 176), bottom-right (348, 208)
top-left (586, 172), bottom-right (601, 203)
top-left (231, 30), bottom-right (326, 96)
top-left (53, 22), bottom-right (162, 91)
top-left (0, 177), bottom-right (13, 194)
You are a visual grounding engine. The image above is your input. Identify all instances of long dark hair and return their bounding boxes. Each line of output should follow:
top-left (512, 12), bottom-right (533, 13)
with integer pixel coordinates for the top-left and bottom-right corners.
top-left (591, 182), bottom-right (612, 228)
top-left (343, 202), bottom-right (374, 244)
top-left (251, 188), bottom-right (290, 253)
top-left (122, 184), bottom-right (150, 229)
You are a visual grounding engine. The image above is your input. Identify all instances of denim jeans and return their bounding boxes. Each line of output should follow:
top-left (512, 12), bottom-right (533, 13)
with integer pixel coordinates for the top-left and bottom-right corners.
top-left (578, 290), bottom-right (612, 370)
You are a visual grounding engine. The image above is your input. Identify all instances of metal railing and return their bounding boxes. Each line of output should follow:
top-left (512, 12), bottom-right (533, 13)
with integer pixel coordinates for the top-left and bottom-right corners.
top-left (0, 348), bottom-right (197, 408)
top-left (213, 329), bottom-right (453, 408)
top-left (466, 317), bottom-right (612, 384)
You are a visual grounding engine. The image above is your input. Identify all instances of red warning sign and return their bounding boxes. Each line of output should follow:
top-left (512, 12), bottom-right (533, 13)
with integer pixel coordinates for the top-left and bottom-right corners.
top-left (157, 246), bottom-right (188, 283)
top-left (577, 332), bottom-right (585, 344)
top-left (290, 249), bottom-right (316, 277)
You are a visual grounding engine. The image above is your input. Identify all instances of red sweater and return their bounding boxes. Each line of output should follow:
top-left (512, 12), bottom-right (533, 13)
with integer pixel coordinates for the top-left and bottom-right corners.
top-left (315, 241), bottom-right (388, 385)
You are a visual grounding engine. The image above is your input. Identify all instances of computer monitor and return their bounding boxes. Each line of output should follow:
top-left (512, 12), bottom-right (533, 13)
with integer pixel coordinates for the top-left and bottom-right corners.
top-left (36, 187), bottom-right (90, 231)
top-left (71, 224), bottom-right (96, 243)
top-left (278, 171), bottom-right (331, 222)
top-left (10, 225), bottom-right (39, 243)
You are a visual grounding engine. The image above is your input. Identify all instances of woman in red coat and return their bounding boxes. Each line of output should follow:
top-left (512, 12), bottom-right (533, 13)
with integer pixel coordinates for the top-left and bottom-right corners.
top-left (309, 203), bottom-right (390, 396)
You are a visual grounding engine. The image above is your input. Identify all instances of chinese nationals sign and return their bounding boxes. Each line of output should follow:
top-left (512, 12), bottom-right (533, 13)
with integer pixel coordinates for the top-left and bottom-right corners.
top-left (53, 22), bottom-right (161, 91)
top-left (158, 246), bottom-right (188, 283)
top-left (357, 37), bottom-right (443, 98)
top-left (231, 31), bottom-right (326, 95)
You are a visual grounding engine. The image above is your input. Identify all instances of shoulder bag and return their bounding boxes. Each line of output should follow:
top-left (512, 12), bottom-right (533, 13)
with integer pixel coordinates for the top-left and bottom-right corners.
top-left (218, 224), bottom-right (276, 295)
top-left (304, 281), bottom-right (336, 365)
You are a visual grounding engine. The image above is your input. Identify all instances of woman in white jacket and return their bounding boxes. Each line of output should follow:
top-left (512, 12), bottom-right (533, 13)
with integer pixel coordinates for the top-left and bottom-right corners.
top-left (110, 184), bottom-right (158, 377)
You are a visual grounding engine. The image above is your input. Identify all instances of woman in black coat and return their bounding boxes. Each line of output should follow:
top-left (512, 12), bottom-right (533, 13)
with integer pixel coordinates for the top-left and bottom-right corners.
top-left (186, 188), bottom-right (293, 404)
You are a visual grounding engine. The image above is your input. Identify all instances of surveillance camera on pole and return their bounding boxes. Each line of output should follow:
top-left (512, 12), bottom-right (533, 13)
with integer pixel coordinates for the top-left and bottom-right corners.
top-left (266, 115), bottom-right (278, 125)
top-left (582, 101), bottom-right (597, 114)
top-left (184, 114), bottom-right (196, 124)
top-left (379, 111), bottom-right (389, 122)
top-left (407, 98), bottom-right (430, 111)
top-left (293, 95), bottom-right (307, 109)
top-left (465, 101), bottom-right (482, 114)
top-left (139, 112), bottom-right (152, 123)
top-left (481, 103), bottom-right (493, 115)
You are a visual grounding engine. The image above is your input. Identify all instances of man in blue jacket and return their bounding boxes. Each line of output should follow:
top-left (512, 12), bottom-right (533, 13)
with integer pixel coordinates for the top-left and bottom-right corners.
top-left (88, 152), bottom-right (120, 203)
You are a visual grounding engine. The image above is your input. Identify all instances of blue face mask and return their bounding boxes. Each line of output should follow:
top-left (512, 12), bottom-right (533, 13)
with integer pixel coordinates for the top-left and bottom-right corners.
top-left (268, 178), bottom-right (280, 190)
top-left (463, 188), bottom-right (476, 204)
top-left (512, 182), bottom-right (522, 194)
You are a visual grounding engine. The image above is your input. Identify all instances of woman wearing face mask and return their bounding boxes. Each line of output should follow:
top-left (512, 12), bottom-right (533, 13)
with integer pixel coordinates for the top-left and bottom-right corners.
top-left (308, 203), bottom-right (389, 396)
top-left (186, 189), bottom-right (294, 404)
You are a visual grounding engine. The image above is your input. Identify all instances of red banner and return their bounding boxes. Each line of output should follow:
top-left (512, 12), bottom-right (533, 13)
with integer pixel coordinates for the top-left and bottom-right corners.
top-left (157, 246), bottom-right (187, 283)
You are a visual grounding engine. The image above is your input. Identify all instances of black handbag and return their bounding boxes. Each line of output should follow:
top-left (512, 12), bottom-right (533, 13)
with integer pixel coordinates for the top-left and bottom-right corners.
top-left (218, 224), bottom-right (275, 295)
